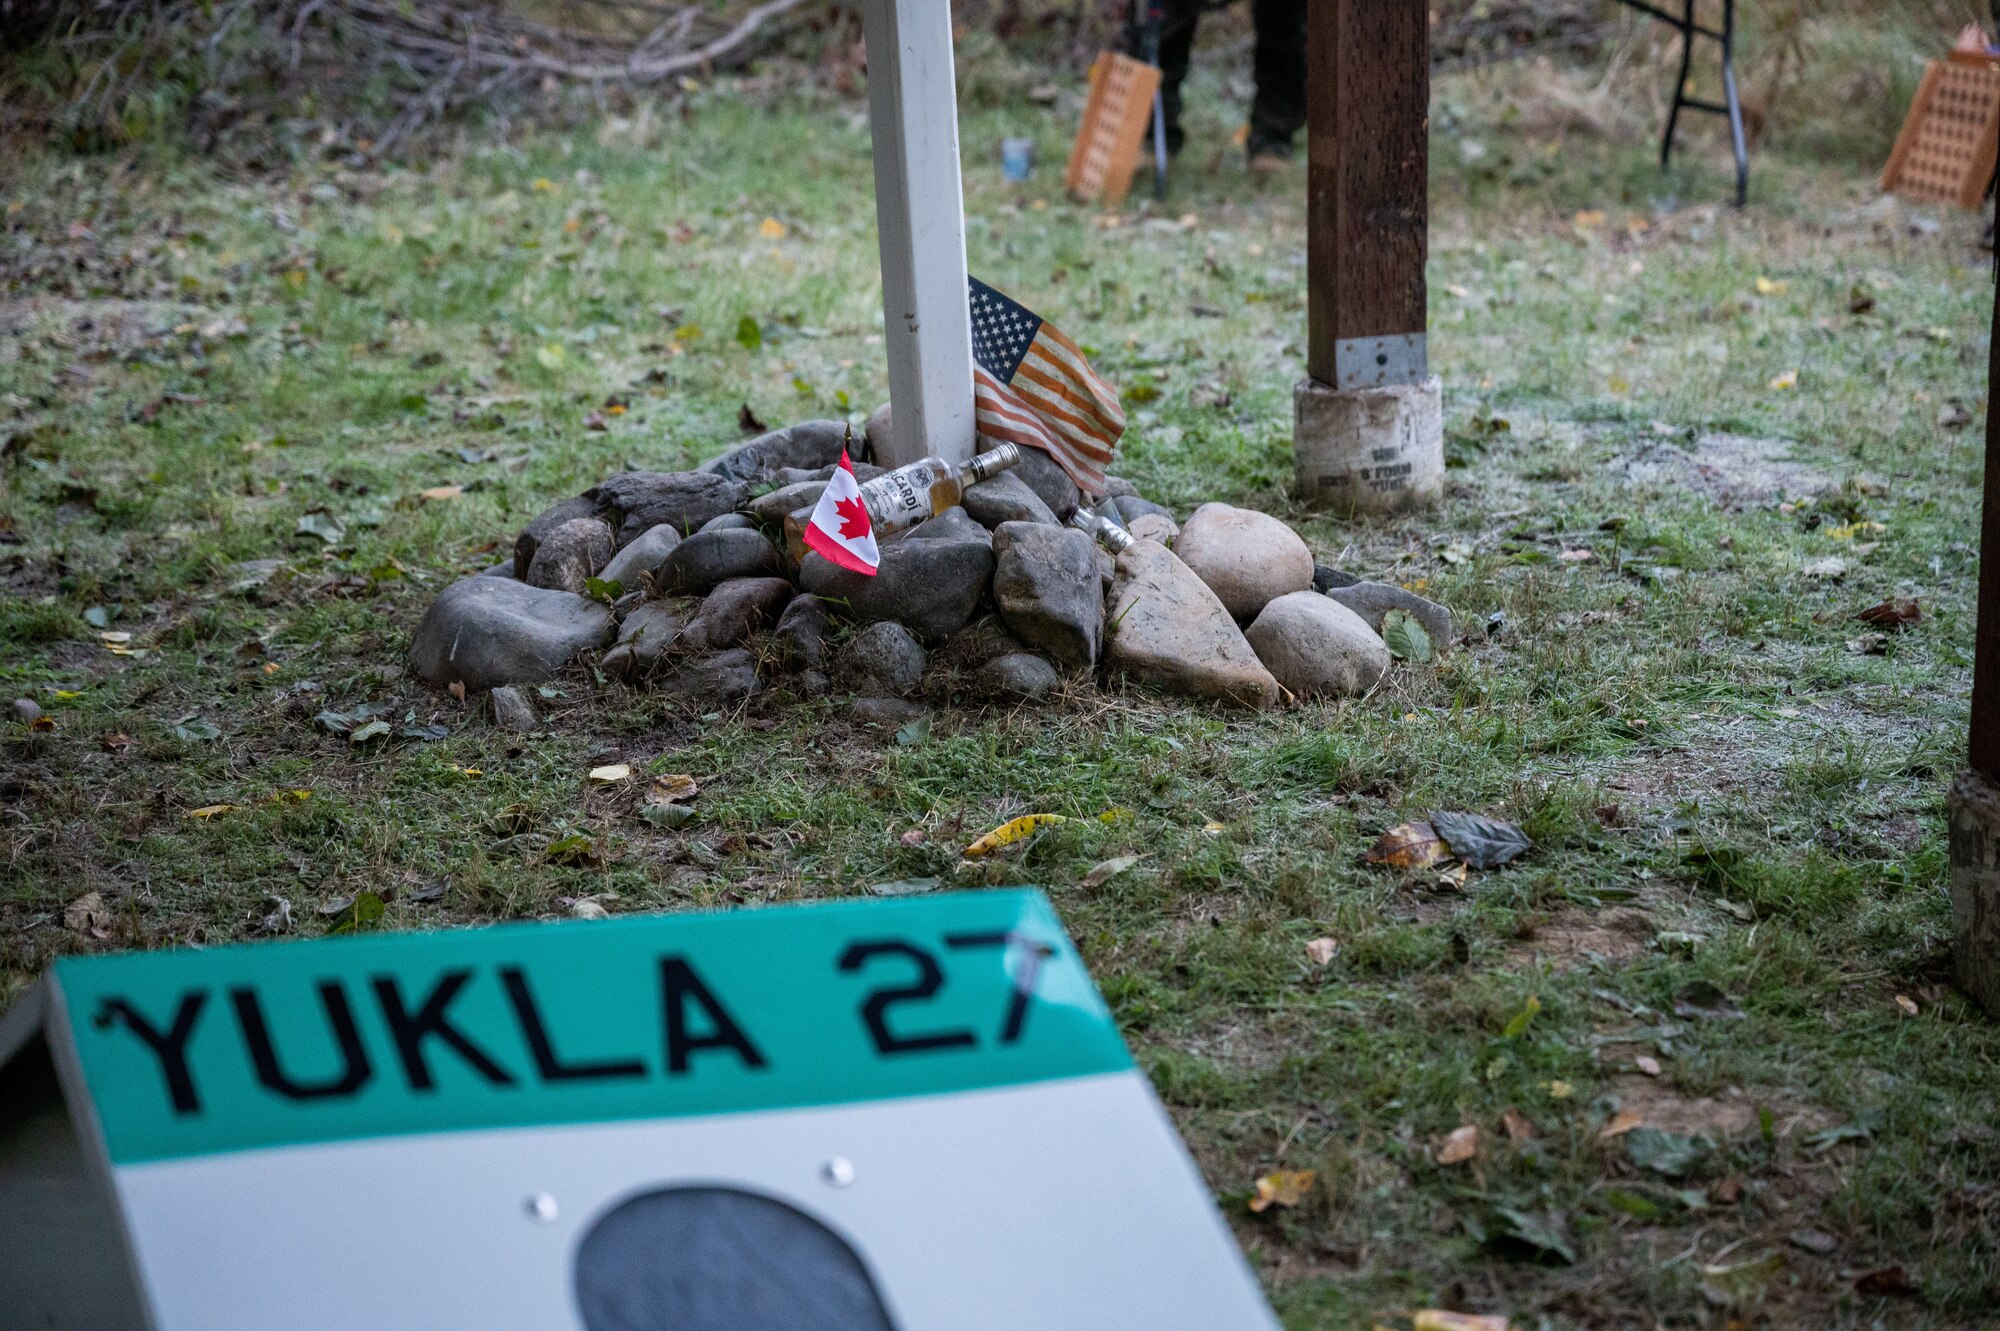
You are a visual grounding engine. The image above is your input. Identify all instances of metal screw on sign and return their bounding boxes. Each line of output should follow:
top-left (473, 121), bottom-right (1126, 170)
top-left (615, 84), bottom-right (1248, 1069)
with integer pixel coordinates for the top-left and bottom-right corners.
top-left (822, 1156), bottom-right (857, 1188)
top-left (525, 1192), bottom-right (559, 1222)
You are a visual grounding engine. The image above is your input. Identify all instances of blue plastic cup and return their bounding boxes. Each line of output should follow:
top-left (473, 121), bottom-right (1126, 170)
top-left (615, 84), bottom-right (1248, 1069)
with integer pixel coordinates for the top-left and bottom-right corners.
top-left (1001, 138), bottom-right (1034, 182)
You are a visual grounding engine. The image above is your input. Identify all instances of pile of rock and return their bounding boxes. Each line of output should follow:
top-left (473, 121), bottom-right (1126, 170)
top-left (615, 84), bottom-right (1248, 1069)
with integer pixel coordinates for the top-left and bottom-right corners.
top-left (409, 416), bottom-right (1456, 719)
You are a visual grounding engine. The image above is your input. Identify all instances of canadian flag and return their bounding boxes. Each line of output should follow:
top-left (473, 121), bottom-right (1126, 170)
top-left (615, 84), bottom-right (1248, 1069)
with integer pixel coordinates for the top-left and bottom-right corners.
top-left (802, 450), bottom-right (880, 576)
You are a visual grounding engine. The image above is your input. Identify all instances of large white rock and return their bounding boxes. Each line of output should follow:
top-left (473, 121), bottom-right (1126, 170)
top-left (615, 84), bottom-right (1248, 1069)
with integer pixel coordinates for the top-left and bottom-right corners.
top-left (1173, 502), bottom-right (1314, 621)
top-left (1244, 591), bottom-right (1389, 699)
top-left (1105, 540), bottom-right (1278, 709)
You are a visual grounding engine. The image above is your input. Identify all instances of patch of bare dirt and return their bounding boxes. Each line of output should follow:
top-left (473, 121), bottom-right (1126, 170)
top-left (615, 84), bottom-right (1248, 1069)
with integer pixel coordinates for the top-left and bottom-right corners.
top-left (1506, 907), bottom-right (1657, 970)
top-left (1611, 431), bottom-right (1833, 507)
top-left (1606, 1076), bottom-right (1836, 1141)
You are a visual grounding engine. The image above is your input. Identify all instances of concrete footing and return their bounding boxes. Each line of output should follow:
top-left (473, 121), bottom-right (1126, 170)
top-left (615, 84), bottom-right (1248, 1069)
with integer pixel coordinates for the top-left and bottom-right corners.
top-left (1949, 770), bottom-right (2000, 1016)
top-left (1292, 375), bottom-right (1444, 513)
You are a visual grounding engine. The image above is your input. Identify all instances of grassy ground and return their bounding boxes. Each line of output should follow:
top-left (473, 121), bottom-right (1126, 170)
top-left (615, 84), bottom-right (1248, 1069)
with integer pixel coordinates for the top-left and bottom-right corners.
top-left (5, 32), bottom-right (2000, 1331)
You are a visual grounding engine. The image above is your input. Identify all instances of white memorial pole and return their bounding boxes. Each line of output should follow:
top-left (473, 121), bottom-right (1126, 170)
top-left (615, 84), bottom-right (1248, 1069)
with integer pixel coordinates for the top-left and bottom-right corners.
top-left (860, 0), bottom-right (977, 468)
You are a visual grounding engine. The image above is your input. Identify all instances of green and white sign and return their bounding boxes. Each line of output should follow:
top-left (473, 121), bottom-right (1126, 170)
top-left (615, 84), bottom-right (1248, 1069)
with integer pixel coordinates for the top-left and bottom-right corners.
top-left (1, 890), bottom-right (1279, 1331)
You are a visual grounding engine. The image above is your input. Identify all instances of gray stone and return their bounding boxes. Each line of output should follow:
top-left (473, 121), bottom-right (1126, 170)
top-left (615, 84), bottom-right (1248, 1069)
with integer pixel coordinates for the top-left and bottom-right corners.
top-left (962, 472), bottom-right (1058, 529)
top-left (1244, 591), bottom-right (1389, 699)
top-left (411, 576), bottom-right (614, 692)
top-left (1113, 494), bottom-right (1175, 526)
top-left (598, 523), bottom-right (682, 589)
top-left (773, 596), bottom-right (834, 671)
top-left (1175, 502), bottom-right (1315, 620)
top-left (978, 652), bottom-right (1059, 701)
top-left (990, 522), bottom-right (1103, 668)
top-left (1313, 562), bottom-right (1362, 592)
top-left (906, 506), bottom-right (991, 546)
top-left (851, 697), bottom-right (930, 728)
top-left (800, 535), bottom-right (995, 642)
top-left (837, 622), bottom-right (928, 697)
top-left (525, 517), bottom-right (614, 593)
top-left (478, 559), bottom-right (515, 579)
top-left (657, 527), bottom-right (781, 596)
top-left (798, 669), bottom-right (833, 698)
top-left (488, 685), bottom-right (538, 733)
top-left (513, 495), bottom-right (598, 579)
top-left (956, 616), bottom-right (1028, 665)
top-left (1128, 513), bottom-right (1178, 545)
top-left (865, 403), bottom-right (893, 459)
top-left (1105, 541), bottom-right (1279, 709)
top-left (681, 577), bottom-right (793, 652)
top-left (698, 420), bottom-right (851, 482)
top-left (769, 462), bottom-right (886, 487)
top-left (658, 648), bottom-right (762, 704)
top-left (1099, 476), bottom-right (1140, 499)
top-left (1012, 444), bottom-right (1081, 518)
top-left (601, 602), bottom-right (683, 678)
top-left (1325, 581), bottom-right (1455, 649)
top-left (698, 512), bottom-right (760, 534)
top-left (748, 480), bottom-right (828, 523)
top-left (587, 470), bottom-right (749, 547)
top-left (10, 697), bottom-right (44, 725)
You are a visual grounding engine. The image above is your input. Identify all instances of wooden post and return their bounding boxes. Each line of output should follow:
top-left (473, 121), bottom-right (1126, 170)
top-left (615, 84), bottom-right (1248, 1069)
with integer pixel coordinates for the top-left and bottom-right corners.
top-left (1949, 255), bottom-right (2000, 1017)
top-left (859, 0), bottom-right (977, 469)
top-left (1304, 0), bottom-right (1429, 389)
top-left (1292, 0), bottom-right (1440, 512)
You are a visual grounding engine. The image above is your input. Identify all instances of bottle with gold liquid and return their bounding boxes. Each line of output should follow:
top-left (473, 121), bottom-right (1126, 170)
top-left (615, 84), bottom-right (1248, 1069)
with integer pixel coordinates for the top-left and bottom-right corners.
top-left (786, 441), bottom-right (1023, 561)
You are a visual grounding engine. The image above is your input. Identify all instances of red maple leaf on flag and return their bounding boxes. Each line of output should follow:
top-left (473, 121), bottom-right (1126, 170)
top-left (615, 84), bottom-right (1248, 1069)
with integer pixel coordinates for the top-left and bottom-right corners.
top-left (835, 494), bottom-right (871, 541)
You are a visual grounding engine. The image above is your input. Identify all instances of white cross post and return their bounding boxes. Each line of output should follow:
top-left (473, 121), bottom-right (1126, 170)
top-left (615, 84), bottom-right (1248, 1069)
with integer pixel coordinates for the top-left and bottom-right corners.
top-left (859, 0), bottom-right (977, 469)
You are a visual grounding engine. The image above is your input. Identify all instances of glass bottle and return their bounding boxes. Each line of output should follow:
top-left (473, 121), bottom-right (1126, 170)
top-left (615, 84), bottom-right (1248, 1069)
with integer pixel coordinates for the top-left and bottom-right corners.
top-left (785, 441), bottom-right (1023, 561)
top-left (1068, 506), bottom-right (1134, 554)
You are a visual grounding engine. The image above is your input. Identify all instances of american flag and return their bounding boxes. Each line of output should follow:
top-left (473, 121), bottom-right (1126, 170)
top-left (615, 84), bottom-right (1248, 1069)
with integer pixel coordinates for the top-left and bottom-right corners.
top-left (969, 277), bottom-right (1124, 498)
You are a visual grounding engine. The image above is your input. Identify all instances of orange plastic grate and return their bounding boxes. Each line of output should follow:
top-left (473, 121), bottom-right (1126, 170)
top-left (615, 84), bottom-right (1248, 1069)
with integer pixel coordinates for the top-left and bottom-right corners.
top-left (1884, 56), bottom-right (2000, 210)
top-left (1065, 52), bottom-right (1162, 208)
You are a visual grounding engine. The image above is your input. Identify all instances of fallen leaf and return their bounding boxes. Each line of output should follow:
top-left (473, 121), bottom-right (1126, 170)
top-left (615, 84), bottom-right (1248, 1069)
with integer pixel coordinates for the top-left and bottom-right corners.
top-left (29, 715), bottom-right (53, 732)
top-left (258, 898), bottom-right (293, 933)
top-left (1768, 370), bottom-right (1798, 391)
top-left (1364, 820), bottom-right (1450, 869)
top-left (186, 804), bottom-right (235, 820)
top-left (295, 510), bottom-right (346, 544)
top-left (1501, 994), bottom-right (1542, 1039)
top-left (1700, 1251), bottom-right (1784, 1307)
top-left (1430, 810), bottom-right (1533, 869)
top-left (1437, 1124), bottom-right (1479, 1165)
top-left (543, 833), bottom-right (606, 867)
top-left (1486, 1204), bottom-right (1577, 1264)
top-left (101, 732), bottom-right (133, 753)
top-left (1846, 632), bottom-right (1889, 656)
top-left (1802, 556), bottom-right (1847, 580)
top-left (1894, 993), bottom-right (1919, 1016)
top-left (758, 217), bottom-right (787, 239)
top-left (1854, 1265), bottom-right (1916, 1297)
top-left (1305, 937), bottom-right (1338, 966)
top-left (1082, 854), bottom-right (1141, 888)
top-left (1247, 1169), bottom-right (1315, 1212)
top-left (639, 802), bottom-right (697, 829)
top-left (64, 892), bottom-right (110, 934)
top-left (1500, 1107), bottom-right (1536, 1141)
top-left (868, 877), bottom-right (941, 897)
top-left (99, 630), bottom-right (132, 645)
top-left (646, 774), bottom-right (699, 804)
top-left (1635, 1054), bottom-right (1663, 1076)
top-left (1558, 547), bottom-right (1596, 563)
top-left (1413, 1313), bottom-right (1510, 1331)
top-left (448, 681), bottom-right (466, 703)
top-left (348, 718), bottom-right (391, 745)
top-left (1626, 1127), bottom-right (1708, 1177)
top-left (735, 315), bottom-right (763, 351)
top-left (1381, 609), bottom-right (1434, 663)
top-left (174, 718), bottom-right (222, 742)
top-left (1545, 1079), bottom-right (1573, 1100)
top-left (1599, 1109), bottom-right (1644, 1139)
top-left (418, 485), bottom-right (463, 502)
top-left (1754, 276), bottom-right (1788, 295)
top-left (325, 891), bottom-right (386, 935)
top-left (1856, 598), bottom-right (1920, 630)
top-left (964, 813), bottom-right (1068, 857)
top-left (589, 763), bottom-right (633, 783)
top-left (570, 899), bottom-right (610, 920)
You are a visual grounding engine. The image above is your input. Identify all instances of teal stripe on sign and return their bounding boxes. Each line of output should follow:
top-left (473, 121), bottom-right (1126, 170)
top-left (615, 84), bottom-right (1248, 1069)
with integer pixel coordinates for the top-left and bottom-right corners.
top-left (55, 890), bottom-right (1129, 1164)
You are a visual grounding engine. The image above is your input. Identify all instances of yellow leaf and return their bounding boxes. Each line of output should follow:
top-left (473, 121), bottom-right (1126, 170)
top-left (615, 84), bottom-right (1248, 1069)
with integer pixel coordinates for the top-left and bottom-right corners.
top-left (1415, 1312), bottom-right (1511, 1331)
top-left (1768, 370), bottom-right (1797, 391)
top-left (1364, 821), bottom-right (1450, 870)
top-left (419, 485), bottom-right (464, 502)
top-left (187, 804), bottom-right (235, 820)
top-left (1437, 1125), bottom-right (1479, 1165)
top-left (99, 631), bottom-right (132, 645)
top-left (1599, 1109), bottom-right (1644, 1139)
top-left (1095, 806), bottom-right (1133, 824)
top-left (1201, 820), bottom-right (1226, 836)
top-left (1305, 937), bottom-right (1338, 966)
top-left (536, 344), bottom-right (567, 370)
top-left (759, 217), bottom-right (787, 239)
top-left (52, 689), bottom-right (84, 700)
top-left (1545, 1079), bottom-right (1573, 1099)
top-left (963, 813), bottom-right (1068, 857)
top-left (1754, 276), bottom-right (1787, 295)
top-left (1247, 1169), bottom-right (1315, 1212)
top-left (532, 177), bottom-right (555, 192)
top-left (1608, 372), bottom-right (1631, 396)
top-left (1572, 209), bottom-right (1607, 230)
top-left (589, 764), bottom-right (633, 784)
top-left (284, 268), bottom-right (308, 288)
top-left (450, 765), bottom-right (484, 777)
top-left (1501, 994), bottom-right (1541, 1039)
top-left (672, 323), bottom-right (703, 341)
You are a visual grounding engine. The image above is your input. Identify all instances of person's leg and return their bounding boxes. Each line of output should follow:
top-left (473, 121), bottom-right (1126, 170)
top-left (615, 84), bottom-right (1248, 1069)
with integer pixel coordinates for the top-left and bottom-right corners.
top-left (1247, 0), bottom-right (1307, 159)
top-left (1154, 0), bottom-right (1203, 156)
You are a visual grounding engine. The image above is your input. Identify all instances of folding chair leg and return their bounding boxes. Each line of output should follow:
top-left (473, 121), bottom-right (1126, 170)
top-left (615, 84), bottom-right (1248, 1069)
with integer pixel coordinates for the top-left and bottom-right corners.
top-left (1721, 0), bottom-right (1748, 205)
top-left (1660, 0), bottom-right (1696, 169)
